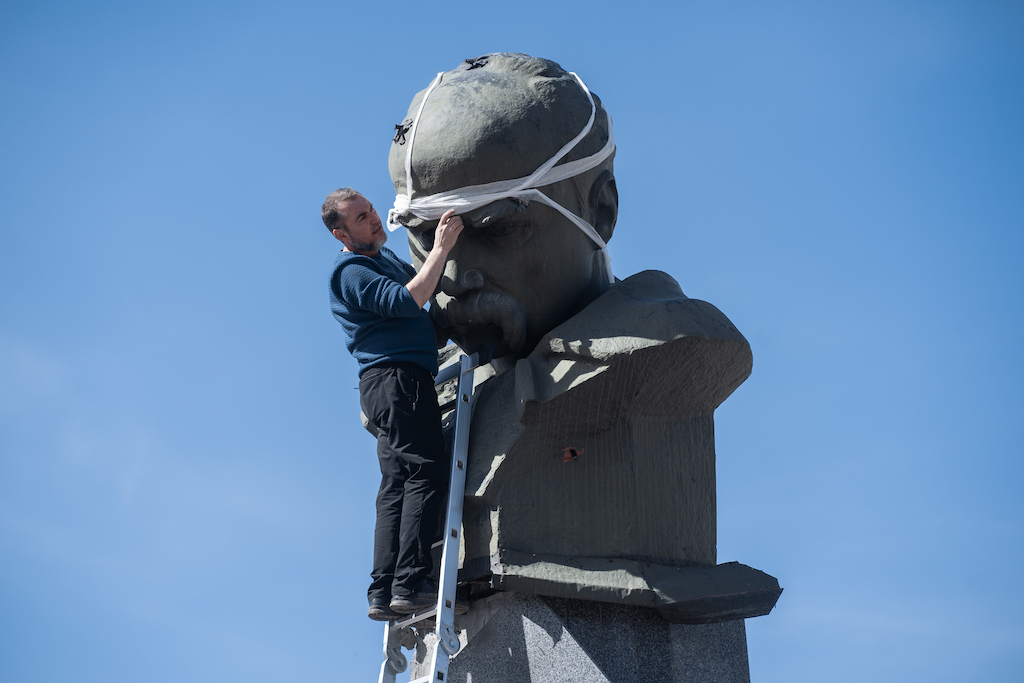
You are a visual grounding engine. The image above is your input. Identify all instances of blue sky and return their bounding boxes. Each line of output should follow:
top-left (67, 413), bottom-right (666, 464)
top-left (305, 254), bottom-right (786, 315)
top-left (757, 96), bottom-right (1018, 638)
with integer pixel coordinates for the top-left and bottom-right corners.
top-left (1, 1), bottom-right (1022, 681)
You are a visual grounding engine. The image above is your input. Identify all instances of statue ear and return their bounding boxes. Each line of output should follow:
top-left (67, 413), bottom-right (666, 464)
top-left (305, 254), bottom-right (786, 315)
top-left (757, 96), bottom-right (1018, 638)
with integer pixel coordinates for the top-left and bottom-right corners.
top-left (588, 169), bottom-right (617, 242)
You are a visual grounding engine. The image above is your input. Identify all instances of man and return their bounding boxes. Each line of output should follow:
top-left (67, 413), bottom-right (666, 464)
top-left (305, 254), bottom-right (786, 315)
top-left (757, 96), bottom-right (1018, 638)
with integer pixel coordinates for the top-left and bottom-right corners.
top-left (323, 188), bottom-right (463, 621)
top-left (382, 54), bottom-right (756, 613)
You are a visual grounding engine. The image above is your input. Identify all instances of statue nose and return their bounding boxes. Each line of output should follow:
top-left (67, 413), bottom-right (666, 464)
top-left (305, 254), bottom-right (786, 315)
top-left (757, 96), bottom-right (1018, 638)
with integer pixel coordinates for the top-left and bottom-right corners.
top-left (442, 265), bottom-right (484, 296)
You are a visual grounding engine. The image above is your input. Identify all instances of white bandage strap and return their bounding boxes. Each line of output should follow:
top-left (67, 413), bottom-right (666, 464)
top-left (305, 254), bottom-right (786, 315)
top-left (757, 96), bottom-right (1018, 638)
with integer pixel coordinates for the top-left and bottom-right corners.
top-left (388, 71), bottom-right (616, 283)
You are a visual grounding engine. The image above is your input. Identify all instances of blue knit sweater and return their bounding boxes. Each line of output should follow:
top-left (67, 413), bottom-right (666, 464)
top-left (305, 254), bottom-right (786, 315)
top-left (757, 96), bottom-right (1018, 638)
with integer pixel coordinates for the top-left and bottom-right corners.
top-left (328, 247), bottom-right (438, 376)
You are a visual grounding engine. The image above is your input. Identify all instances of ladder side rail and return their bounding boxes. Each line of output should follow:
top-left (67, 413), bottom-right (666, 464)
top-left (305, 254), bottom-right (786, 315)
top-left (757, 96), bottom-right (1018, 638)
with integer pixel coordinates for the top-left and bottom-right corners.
top-left (378, 619), bottom-right (406, 683)
top-left (378, 352), bottom-right (481, 683)
top-left (427, 352), bottom-right (478, 680)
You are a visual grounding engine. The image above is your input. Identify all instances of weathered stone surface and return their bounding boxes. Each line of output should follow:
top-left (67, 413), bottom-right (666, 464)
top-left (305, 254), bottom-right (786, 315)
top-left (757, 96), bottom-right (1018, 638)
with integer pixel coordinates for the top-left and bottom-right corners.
top-left (411, 592), bottom-right (751, 682)
top-left (436, 271), bottom-right (752, 600)
top-left (386, 52), bottom-right (780, 622)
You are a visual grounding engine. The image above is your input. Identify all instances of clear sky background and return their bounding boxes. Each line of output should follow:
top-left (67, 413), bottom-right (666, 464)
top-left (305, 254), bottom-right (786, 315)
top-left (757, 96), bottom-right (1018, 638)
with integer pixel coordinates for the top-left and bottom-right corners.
top-left (2, 1), bottom-right (1022, 681)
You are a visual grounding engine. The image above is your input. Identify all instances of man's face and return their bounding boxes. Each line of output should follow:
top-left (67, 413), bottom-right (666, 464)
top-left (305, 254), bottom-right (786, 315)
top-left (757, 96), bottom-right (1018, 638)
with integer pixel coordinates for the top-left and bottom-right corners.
top-left (408, 190), bottom-right (600, 359)
top-left (334, 195), bottom-right (387, 254)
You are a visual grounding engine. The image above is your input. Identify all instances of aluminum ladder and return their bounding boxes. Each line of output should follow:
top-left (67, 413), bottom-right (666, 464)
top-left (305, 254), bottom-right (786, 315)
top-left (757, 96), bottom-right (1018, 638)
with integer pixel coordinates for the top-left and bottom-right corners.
top-left (378, 351), bottom-right (483, 683)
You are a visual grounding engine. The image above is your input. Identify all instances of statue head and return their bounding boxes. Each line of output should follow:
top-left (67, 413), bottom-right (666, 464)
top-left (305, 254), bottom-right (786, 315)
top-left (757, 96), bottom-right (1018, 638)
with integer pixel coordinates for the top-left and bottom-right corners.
top-left (388, 53), bottom-right (618, 360)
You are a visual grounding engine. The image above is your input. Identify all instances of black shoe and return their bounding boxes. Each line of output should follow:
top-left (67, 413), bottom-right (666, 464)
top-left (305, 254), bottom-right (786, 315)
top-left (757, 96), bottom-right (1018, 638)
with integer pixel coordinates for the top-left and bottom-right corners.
top-left (368, 598), bottom-right (402, 622)
top-left (389, 591), bottom-right (438, 615)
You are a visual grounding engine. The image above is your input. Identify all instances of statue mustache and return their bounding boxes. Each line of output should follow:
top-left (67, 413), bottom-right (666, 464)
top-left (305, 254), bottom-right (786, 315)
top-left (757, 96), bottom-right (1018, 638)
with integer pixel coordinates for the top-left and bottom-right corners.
top-left (432, 291), bottom-right (528, 353)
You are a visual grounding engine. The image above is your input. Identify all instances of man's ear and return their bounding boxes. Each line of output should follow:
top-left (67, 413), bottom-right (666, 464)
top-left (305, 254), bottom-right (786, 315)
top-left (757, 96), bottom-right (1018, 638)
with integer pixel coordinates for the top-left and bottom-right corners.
top-left (332, 227), bottom-right (347, 244)
top-left (588, 169), bottom-right (617, 243)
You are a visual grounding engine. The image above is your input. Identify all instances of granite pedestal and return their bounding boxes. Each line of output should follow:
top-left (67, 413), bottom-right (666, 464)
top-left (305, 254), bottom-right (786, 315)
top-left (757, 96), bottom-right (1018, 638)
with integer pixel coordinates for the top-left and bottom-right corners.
top-left (411, 592), bottom-right (750, 683)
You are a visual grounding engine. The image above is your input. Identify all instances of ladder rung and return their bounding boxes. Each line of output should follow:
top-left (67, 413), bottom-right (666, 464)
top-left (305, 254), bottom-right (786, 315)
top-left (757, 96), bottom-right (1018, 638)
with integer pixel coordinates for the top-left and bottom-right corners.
top-left (433, 364), bottom-right (460, 386)
top-left (394, 607), bottom-right (437, 629)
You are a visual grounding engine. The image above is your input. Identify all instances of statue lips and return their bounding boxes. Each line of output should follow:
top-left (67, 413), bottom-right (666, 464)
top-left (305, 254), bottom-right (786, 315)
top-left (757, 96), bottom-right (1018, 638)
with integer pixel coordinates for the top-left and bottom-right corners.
top-left (432, 290), bottom-right (528, 357)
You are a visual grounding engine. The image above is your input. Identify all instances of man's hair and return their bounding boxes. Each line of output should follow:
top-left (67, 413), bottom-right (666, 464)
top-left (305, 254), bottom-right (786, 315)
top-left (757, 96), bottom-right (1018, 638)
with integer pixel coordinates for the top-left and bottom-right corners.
top-left (321, 187), bottom-right (362, 233)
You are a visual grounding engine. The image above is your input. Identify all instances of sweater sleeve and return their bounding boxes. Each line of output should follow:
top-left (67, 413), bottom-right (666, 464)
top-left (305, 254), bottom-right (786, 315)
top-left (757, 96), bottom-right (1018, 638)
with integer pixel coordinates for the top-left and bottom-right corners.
top-left (334, 258), bottom-right (422, 318)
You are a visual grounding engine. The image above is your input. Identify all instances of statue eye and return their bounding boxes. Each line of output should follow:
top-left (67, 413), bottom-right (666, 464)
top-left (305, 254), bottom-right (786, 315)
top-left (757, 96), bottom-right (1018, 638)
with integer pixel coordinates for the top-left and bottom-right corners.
top-left (484, 221), bottom-right (516, 238)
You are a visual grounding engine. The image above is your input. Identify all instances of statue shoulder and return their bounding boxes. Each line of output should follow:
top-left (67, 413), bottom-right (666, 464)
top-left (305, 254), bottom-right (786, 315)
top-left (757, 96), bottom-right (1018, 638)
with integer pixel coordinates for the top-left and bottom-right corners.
top-left (436, 270), bottom-right (751, 415)
top-left (539, 270), bottom-right (747, 355)
top-left (511, 270), bottom-right (749, 406)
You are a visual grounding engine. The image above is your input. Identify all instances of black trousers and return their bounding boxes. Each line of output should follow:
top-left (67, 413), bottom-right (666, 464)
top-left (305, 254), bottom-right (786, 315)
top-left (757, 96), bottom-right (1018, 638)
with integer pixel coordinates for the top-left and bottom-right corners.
top-left (358, 362), bottom-right (448, 603)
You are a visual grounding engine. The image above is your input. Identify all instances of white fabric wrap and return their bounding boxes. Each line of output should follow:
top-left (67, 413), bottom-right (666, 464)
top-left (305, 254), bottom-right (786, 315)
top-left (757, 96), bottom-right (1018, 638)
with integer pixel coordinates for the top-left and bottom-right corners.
top-left (388, 71), bottom-right (616, 283)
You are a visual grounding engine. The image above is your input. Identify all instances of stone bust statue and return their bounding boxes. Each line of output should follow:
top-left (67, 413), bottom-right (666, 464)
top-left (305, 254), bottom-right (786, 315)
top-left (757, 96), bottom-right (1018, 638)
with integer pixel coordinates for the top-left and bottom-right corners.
top-left (386, 53), bottom-right (777, 623)
top-left (388, 53), bottom-right (617, 363)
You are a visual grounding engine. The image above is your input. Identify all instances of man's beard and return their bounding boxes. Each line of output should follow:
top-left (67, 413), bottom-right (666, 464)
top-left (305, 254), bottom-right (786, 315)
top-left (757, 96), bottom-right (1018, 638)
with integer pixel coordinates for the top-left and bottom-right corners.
top-left (349, 234), bottom-right (387, 253)
top-left (431, 290), bottom-right (529, 359)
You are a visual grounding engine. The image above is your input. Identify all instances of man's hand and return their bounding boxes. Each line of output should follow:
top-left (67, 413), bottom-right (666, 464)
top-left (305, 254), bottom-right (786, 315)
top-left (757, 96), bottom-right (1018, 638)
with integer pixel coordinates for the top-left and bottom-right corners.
top-left (406, 209), bottom-right (464, 309)
top-left (432, 209), bottom-right (464, 254)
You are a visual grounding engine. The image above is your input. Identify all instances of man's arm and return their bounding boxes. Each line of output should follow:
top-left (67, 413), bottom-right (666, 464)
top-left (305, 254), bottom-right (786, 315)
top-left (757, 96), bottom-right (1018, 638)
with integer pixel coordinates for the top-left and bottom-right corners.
top-left (406, 209), bottom-right (463, 308)
top-left (335, 263), bottom-right (422, 318)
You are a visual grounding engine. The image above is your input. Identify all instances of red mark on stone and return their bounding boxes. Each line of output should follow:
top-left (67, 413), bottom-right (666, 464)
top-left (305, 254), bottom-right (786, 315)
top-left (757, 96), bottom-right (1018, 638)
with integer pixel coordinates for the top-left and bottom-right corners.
top-left (561, 447), bottom-right (584, 462)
